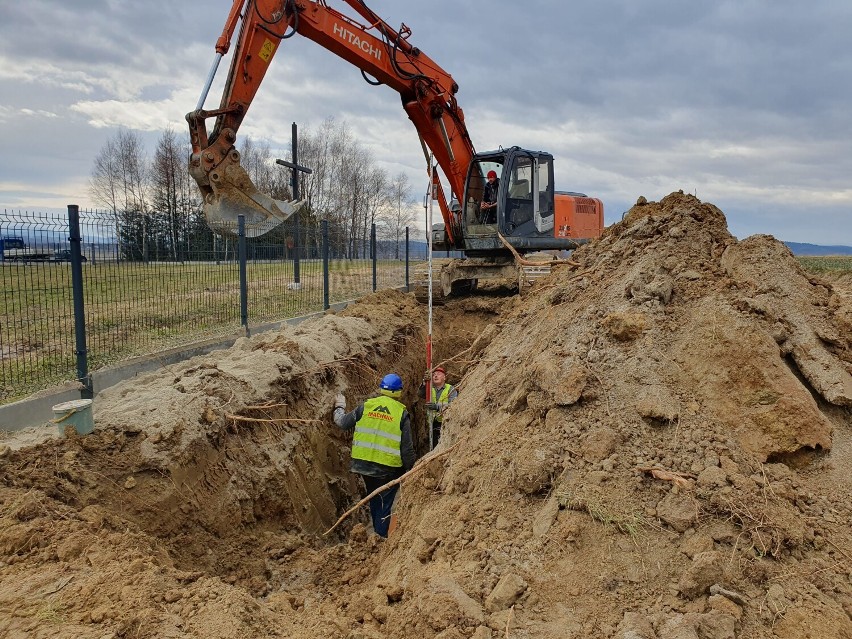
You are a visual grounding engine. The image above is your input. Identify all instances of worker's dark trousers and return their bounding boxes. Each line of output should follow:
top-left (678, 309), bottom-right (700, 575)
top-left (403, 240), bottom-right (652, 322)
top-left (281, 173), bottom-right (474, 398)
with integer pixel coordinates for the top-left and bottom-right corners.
top-left (430, 419), bottom-right (443, 450)
top-left (362, 475), bottom-right (400, 538)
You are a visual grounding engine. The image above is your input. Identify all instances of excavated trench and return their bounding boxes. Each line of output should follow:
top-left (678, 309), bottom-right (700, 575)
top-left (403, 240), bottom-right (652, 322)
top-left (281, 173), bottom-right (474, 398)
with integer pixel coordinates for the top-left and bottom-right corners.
top-left (1, 292), bottom-right (506, 600)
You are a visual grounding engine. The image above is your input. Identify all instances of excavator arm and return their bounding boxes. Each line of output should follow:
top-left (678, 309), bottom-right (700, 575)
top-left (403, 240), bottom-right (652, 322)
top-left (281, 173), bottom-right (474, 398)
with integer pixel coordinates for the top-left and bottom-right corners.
top-left (187, 0), bottom-right (474, 241)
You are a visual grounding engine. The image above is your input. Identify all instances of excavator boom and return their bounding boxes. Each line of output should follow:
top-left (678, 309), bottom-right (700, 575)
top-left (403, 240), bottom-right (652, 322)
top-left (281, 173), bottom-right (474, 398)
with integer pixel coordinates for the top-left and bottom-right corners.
top-left (187, 0), bottom-right (473, 239)
top-left (188, 0), bottom-right (604, 284)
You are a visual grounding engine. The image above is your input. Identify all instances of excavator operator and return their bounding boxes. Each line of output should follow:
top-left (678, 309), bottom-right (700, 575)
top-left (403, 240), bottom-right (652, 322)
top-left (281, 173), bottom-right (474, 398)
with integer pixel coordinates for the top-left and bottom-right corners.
top-left (480, 170), bottom-right (500, 223)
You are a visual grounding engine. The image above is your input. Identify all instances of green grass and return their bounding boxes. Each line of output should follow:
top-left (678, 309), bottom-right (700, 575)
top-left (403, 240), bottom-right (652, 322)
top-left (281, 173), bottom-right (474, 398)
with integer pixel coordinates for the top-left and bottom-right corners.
top-left (1, 259), bottom-right (419, 404)
top-left (797, 255), bottom-right (852, 276)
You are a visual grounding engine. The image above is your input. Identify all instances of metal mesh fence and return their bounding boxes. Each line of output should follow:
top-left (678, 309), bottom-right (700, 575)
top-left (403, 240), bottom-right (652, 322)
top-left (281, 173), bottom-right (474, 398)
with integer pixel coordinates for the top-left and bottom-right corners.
top-left (1, 211), bottom-right (77, 398)
top-left (1, 207), bottom-right (425, 404)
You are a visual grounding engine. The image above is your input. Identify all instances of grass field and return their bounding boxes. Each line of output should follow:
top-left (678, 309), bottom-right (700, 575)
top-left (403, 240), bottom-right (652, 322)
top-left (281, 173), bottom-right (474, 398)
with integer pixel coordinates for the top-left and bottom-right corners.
top-left (797, 255), bottom-right (852, 277)
top-left (1, 258), bottom-right (414, 404)
top-left (4, 253), bottom-right (846, 405)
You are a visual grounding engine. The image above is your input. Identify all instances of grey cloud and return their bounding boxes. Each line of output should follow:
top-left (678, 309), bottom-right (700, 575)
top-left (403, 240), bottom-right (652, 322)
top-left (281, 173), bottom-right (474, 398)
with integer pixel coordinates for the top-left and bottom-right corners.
top-left (0, 0), bottom-right (850, 244)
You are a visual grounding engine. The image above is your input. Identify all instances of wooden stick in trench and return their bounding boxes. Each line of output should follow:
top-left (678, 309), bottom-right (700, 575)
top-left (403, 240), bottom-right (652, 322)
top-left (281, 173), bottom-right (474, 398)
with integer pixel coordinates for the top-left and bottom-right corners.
top-left (497, 232), bottom-right (581, 267)
top-left (323, 443), bottom-right (458, 536)
top-left (224, 413), bottom-right (322, 425)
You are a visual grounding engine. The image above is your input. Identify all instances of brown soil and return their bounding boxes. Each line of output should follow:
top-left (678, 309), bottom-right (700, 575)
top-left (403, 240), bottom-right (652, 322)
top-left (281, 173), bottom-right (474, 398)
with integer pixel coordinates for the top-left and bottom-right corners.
top-left (1, 191), bottom-right (850, 639)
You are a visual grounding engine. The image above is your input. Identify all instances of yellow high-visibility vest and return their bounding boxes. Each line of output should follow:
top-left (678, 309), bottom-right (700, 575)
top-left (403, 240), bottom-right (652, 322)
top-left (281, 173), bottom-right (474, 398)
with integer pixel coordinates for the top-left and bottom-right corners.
top-left (432, 384), bottom-right (453, 423)
top-left (352, 396), bottom-right (405, 467)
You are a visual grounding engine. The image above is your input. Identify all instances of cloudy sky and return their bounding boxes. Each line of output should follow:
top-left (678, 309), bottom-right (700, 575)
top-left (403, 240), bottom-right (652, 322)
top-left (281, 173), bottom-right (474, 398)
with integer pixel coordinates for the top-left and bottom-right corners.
top-left (1, 0), bottom-right (850, 245)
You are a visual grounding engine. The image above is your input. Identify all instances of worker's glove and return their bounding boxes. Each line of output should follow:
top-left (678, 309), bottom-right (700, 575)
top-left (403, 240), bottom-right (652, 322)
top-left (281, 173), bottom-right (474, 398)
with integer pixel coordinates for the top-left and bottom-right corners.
top-left (334, 393), bottom-right (346, 410)
top-left (425, 402), bottom-right (438, 411)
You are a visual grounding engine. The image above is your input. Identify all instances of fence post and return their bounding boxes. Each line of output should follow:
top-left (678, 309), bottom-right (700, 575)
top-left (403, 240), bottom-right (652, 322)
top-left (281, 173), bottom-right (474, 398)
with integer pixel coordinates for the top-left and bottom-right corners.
top-left (238, 214), bottom-right (249, 336)
top-left (322, 219), bottom-right (330, 310)
top-left (292, 213), bottom-right (301, 288)
top-left (371, 222), bottom-right (377, 292)
top-left (292, 122), bottom-right (301, 288)
top-left (405, 226), bottom-right (410, 292)
top-left (68, 205), bottom-right (93, 399)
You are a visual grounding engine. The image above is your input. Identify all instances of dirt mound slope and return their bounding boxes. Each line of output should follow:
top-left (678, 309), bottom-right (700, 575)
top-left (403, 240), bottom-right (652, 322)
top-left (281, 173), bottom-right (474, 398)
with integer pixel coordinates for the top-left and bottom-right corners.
top-left (1, 192), bottom-right (851, 639)
top-left (368, 192), bottom-right (852, 639)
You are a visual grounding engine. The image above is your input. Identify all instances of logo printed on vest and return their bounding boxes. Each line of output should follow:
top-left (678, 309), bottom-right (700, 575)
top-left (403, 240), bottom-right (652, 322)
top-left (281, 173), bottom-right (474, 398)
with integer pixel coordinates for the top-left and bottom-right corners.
top-left (366, 405), bottom-right (394, 422)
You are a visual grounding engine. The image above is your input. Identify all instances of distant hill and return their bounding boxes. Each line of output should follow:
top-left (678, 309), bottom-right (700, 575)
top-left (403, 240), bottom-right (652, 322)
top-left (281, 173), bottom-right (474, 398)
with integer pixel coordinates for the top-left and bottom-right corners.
top-left (784, 242), bottom-right (852, 256)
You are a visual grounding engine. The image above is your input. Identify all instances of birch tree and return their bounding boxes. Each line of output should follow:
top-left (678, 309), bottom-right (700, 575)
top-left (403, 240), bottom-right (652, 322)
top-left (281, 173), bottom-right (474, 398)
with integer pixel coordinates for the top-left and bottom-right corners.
top-left (380, 171), bottom-right (416, 259)
top-left (151, 126), bottom-right (187, 260)
top-left (90, 128), bottom-right (150, 260)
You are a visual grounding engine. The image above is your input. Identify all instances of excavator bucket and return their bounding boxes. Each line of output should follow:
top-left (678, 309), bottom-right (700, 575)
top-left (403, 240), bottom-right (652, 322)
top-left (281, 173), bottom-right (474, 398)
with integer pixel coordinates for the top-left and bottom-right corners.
top-left (203, 151), bottom-right (305, 238)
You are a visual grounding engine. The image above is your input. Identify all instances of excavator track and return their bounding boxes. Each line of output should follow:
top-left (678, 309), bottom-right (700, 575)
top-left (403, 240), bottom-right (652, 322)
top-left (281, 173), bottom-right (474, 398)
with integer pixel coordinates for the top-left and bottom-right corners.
top-left (412, 254), bottom-right (556, 302)
top-left (519, 263), bottom-right (552, 290)
top-left (413, 257), bottom-right (530, 301)
top-left (412, 259), bottom-right (451, 304)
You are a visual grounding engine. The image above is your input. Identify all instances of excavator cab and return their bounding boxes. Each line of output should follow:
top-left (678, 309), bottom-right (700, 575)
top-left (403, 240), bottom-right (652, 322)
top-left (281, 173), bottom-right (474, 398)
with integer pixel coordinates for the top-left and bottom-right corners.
top-left (462, 147), bottom-right (559, 254)
top-left (502, 151), bottom-right (555, 236)
top-left (458, 146), bottom-right (603, 256)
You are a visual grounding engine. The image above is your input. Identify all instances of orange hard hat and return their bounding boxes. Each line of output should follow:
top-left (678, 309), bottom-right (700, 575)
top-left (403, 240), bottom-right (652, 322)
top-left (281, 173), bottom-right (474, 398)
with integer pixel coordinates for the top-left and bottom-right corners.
top-left (487, 170), bottom-right (497, 179)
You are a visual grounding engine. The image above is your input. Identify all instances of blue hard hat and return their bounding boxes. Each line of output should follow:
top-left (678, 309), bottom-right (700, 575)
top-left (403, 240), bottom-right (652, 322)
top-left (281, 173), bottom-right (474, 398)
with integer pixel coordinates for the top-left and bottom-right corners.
top-left (380, 373), bottom-right (403, 391)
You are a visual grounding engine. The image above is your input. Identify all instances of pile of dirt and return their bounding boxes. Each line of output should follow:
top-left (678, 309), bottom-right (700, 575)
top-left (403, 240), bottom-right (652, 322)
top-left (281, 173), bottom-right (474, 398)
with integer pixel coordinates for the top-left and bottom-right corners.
top-left (1, 191), bottom-right (850, 639)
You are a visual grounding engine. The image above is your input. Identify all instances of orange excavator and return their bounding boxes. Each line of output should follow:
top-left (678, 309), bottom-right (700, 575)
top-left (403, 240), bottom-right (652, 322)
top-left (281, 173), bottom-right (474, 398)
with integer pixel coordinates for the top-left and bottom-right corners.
top-left (187, 0), bottom-right (604, 290)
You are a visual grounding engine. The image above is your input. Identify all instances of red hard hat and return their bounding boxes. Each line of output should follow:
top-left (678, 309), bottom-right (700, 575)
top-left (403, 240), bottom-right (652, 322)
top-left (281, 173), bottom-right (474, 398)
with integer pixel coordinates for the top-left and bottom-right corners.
top-left (487, 170), bottom-right (497, 179)
top-left (433, 367), bottom-right (445, 374)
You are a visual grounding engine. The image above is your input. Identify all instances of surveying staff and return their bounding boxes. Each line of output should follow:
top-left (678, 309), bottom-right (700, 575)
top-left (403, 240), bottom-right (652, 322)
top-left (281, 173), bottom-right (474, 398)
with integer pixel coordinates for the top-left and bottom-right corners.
top-left (419, 367), bottom-right (458, 449)
top-left (333, 373), bottom-right (415, 538)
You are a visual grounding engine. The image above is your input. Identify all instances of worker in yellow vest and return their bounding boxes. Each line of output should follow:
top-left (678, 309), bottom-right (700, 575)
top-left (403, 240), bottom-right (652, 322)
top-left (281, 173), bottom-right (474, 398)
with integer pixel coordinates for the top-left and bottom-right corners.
top-left (419, 366), bottom-right (458, 450)
top-left (333, 373), bottom-right (414, 538)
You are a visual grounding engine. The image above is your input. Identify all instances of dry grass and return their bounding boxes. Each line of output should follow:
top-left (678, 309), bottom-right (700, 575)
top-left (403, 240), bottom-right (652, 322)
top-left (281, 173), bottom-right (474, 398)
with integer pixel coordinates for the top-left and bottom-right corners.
top-left (555, 488), bottom-right (647, 539)
top-left (34, 599), bottom-right (67, 624)
top-left (707, 492), bottom-right (787, 559)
